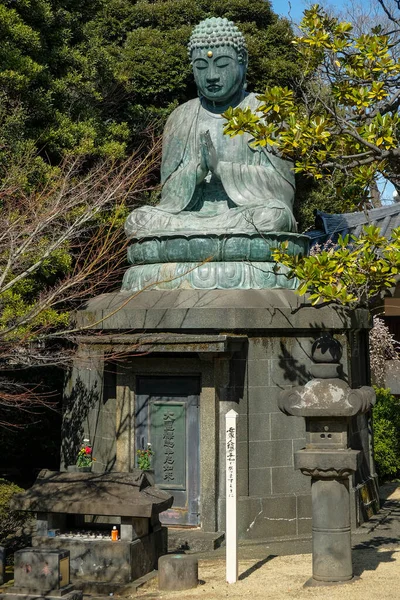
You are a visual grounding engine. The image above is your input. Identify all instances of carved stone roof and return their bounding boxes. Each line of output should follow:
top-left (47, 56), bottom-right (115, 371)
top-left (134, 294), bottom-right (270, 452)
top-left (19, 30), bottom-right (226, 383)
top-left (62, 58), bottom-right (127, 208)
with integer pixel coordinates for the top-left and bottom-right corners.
top-left (10, 470), bottom-right (173, 517)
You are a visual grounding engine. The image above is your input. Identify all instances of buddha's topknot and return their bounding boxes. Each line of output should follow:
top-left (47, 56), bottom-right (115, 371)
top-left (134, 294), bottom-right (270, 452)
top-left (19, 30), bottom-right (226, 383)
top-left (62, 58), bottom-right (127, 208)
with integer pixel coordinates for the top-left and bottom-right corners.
top-left (188, 17), bottom-right (247, 64)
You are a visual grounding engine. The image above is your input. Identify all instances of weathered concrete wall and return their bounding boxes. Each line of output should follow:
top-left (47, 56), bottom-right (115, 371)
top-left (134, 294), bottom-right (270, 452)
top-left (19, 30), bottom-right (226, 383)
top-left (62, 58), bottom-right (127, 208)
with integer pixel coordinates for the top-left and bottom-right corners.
top-left (233, 336), bottom-right (311, 540)
top-left (61, 347), bottom-right (117, 472)
top-left (63, 289), bottom-right (378, 541)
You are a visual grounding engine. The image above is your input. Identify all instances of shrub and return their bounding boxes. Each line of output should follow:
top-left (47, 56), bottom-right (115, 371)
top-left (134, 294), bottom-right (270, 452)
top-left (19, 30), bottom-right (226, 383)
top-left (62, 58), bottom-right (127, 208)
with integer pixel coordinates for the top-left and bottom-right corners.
top-left (373, 387), bottom-right (400, 480)
top-left (0, 479), bottom-right (32, 552)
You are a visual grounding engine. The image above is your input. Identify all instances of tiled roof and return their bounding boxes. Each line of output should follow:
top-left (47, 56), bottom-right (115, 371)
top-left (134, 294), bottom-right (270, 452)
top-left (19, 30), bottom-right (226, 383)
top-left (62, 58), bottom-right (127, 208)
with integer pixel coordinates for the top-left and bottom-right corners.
top-left (306, 203), bottom-right (400, 244)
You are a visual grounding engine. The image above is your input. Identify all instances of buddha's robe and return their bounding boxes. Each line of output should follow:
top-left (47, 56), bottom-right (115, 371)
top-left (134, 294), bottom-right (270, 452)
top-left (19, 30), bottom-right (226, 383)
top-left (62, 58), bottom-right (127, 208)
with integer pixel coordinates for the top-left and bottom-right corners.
top-left (125, 93), bottom-right (297, 238)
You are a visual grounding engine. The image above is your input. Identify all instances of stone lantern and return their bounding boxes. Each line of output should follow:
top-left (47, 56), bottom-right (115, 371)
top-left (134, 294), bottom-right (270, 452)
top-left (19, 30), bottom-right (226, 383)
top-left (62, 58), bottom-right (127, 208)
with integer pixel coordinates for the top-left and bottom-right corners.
top-left (278, 333), bottom-right (375, 585)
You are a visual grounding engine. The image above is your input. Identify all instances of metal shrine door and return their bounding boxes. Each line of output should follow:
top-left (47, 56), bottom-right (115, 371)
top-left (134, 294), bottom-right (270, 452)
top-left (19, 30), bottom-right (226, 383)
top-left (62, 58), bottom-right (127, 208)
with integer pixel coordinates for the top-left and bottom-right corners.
top-left (135, 376), bottom-right (200, 526)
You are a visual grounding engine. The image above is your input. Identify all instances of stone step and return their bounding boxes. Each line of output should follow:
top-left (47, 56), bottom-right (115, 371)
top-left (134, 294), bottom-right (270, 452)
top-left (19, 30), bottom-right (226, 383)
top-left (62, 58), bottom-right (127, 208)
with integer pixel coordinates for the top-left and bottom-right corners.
top-left (81, 570), bottom-right (157, 597)
top-left (167, 529), bottom-right (225, 553)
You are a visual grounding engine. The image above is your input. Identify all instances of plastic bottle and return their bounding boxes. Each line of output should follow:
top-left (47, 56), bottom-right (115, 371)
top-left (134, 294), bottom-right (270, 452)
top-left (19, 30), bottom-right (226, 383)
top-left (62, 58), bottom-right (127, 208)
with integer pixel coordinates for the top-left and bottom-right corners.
top-left (111, 526), bottom-right (118, 541)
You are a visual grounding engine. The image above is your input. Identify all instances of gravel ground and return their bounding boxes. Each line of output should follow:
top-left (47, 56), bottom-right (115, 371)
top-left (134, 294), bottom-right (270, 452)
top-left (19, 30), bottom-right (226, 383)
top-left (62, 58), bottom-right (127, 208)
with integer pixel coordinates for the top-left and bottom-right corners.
top-left (134, 484), bottom-right (400, 600)
top-left (135, 547), bottom-right (400, 600)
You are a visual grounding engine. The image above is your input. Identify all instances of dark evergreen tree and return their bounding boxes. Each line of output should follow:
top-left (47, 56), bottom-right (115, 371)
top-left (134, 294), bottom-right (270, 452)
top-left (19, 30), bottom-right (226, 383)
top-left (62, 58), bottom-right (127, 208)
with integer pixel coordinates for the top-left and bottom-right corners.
top-left (0, 0), bottom-right (299, 168)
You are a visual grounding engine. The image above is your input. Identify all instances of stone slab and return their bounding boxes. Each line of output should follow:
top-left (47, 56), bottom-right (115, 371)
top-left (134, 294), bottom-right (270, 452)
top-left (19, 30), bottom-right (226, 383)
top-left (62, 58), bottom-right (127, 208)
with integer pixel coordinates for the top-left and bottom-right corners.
top-left (270, 412), bottom-right (305, 441)
top-left (249, 440), bottom-right (293, 469)
top-left (167, 530), bottom-right (225, 553)
top-left (72, 333), bottom-right (247, 355)
top-left (8, 587), bottom-right (74, 598)
top-left (75, 290), bottom-right (371, 332)
top-left (271, 466), bottom-right (310, 495)
top-left (0, 592), bottom-right (81, 600)
top-left (68, 570), bottom-right (157, 595)
top-left (249, 468), bottom-right (272, 496)
top-left (248, 413), bottom-right (271, 441)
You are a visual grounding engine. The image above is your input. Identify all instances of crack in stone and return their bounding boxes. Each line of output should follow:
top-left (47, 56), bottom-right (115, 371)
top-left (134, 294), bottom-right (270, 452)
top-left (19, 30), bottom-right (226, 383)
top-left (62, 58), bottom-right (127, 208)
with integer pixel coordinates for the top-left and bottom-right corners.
top-left (246, 503), bottom-right (312, 530)
top-left (246, 499), bottom-right (263, 531)
top-left (262, 517), bottom-right (296, 522)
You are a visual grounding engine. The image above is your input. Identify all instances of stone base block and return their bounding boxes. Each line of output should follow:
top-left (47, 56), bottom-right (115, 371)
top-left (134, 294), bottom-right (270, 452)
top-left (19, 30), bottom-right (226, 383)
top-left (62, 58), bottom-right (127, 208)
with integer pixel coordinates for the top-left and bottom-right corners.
top-left (32, 528), bottom-right (167, 584)
top-left (65, 287), bottom-right (378, 542)
top-left (8, 586), bottom-right (75, 598)
top-left (167, 530), bottom-right (224, 553)
top-left (14, 549), bottom-right (69, 593)
top-left (0, 590), bottom-right (82, 600)
top-left (158, 555), bottom-right (198, 591)
top-left (73, 571), bottom-right (157, 595)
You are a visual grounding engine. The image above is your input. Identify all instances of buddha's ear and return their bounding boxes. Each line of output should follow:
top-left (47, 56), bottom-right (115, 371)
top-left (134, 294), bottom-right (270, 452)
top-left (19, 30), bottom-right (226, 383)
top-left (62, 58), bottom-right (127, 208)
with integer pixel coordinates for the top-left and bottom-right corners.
top-left (239, 48), bottom-right (248, 69)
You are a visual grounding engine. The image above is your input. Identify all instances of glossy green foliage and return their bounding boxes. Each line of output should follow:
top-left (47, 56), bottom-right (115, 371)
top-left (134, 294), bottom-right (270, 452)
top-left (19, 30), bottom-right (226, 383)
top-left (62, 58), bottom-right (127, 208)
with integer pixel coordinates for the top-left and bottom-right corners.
top-left (0, 479), bottom-right (32, 549)
top-left (224, 4), bottom-right (400, 201)
top-left (373, 387), bottom-right (400, 480)
top-left (273, 225), bottom-right (400, 307)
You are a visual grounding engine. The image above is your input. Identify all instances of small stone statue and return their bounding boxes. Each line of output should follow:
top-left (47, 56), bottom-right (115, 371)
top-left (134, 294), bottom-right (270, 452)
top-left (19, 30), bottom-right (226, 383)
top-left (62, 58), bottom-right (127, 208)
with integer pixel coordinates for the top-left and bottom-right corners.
top-left (125, 17), bottom-right (297, 238)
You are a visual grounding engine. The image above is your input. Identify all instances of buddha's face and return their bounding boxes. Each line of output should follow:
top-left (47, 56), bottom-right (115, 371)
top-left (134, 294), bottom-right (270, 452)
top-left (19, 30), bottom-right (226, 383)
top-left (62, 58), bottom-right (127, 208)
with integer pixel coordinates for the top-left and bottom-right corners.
top-left (192, 46), bottom-right (246, 105)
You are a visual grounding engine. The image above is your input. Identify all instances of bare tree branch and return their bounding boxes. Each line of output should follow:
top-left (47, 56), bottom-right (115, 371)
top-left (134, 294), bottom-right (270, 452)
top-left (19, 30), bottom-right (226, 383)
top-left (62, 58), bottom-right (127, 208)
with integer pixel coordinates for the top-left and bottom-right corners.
top-left (0, 137), bottom-right (162, 422)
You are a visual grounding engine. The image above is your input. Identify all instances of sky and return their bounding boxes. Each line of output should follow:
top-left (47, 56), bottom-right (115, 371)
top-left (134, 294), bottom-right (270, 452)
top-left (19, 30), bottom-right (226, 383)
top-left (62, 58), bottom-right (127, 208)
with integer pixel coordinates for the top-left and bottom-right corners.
top-left (271, 0), bottom-right (348, 25)
top-left (271, 0), bottom-right (397, 203)
top-left (271, 0), bottom-right (310, 24)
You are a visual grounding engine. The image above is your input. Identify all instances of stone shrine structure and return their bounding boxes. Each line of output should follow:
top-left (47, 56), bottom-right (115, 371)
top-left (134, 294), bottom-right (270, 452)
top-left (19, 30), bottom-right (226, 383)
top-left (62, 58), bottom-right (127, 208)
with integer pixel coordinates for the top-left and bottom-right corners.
top-left (62, 17), bottom-right (378, 546)
top-left (11, 470), bottom-right (172, 591)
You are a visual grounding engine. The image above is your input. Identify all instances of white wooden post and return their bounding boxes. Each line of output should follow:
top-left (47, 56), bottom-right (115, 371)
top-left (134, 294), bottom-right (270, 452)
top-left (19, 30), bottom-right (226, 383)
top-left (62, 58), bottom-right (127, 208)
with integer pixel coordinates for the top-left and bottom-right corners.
top-left (226, 409), bottom-right (238, 584)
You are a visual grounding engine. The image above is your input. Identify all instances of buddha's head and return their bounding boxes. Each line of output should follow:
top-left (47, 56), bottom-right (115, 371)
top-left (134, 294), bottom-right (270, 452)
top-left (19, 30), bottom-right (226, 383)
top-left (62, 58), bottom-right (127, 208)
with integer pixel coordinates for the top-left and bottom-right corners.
top-left (188, 17), bottom-right (248, 107)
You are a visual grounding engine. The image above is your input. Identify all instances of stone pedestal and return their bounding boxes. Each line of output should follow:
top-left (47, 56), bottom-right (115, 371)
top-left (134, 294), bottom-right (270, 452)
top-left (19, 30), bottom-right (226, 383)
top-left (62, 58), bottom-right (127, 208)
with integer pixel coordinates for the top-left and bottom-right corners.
top-left (311, 478), bottom-right (352, 582)
top-left (158, 555), bottom-right (198, 591)
top-left (122, 233), bottom-right (308, 291)
top-left (296, 449), bottom-right (360, 583)
top-left (62, 289), bottom-right (378, 541)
